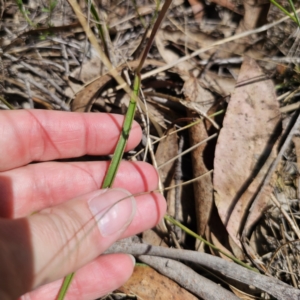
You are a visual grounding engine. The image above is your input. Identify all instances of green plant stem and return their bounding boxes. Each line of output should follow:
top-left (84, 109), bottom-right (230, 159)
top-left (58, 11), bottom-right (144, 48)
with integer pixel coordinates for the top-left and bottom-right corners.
top-left (103, 0), bottom-right (172, 186)
top-left (270, 0), bottom-right (298, 25)
top-left (0, 96), bottom-right (14, 110)
top-left (57, 273), bottom-right (74, 300)
top-left (102, 74), bottom-right (140, 188)
top-left (15, 0), bottom-right (34, 26)
top-left (58, 0), bottom-right (172, 298)
top-left (85, 0), bottom-right (111, 62)
top-left (131, 0), bottom-right (146, 28)
top-left (288, 0), bottom-right (300, 27)
top-left (57, 62), bottom-right (140, 300)
top-left (164, 215), bottom-right (259, 273)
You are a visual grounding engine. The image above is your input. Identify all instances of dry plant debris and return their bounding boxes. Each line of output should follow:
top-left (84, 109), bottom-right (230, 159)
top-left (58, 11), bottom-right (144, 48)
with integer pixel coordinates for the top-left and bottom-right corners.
top-left (3, 0), bottom-right (300, 299)
top-left (213, 57), bottom-right (281, 256)
top-left (118, 264), bottom-right (198, 300)
top-left (183, 77), bottom-right (214, 241)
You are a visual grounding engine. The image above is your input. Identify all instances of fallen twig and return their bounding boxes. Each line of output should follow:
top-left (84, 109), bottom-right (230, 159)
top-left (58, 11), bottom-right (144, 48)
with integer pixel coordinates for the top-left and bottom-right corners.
top-left (106, 241), bottom-right (300, 299)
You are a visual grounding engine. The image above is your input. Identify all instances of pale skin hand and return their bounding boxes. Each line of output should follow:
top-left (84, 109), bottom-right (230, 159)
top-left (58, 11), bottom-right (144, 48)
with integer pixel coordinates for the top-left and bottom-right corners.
top-left (0, 110), bottom-right (166, 300)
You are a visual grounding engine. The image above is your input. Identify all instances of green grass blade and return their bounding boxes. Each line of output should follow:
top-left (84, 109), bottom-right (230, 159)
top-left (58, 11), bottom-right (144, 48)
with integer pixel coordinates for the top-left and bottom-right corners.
top-left (270, 0), bottom-right (298, 25)
top-left (0, 96), bottom-right (14, 110)
top-left (288, 0), bottom-right (300, 27)
top-left (15, 0), bottom-right (34, 26)
top-left (57, 273), bottom-right (75, 300)
top-left (164, 215), bottom-right (259, 273)
top-left (85, 0), bottom-right (111, 62)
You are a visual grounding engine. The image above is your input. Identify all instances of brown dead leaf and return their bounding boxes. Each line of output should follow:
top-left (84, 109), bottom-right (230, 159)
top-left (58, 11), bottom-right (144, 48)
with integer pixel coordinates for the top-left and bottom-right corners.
top-left (183, 78), bottom-right (214, 242)
top-left (71, 73), bottom-right (113, 112)
top-left (213, 57), bottom-right (281, 249)
top-left (118, 265), bottom-right (198, 300)
top-left (143, 127), bottom-right (178, 246)
top-left (293, 136), bottom-right (300, 172)
top-left (66, 50), bottom-right (104, 101)
top-left (294, 136), bottom-right (300, 199)
top-left (71, 59), bottom-right (163, 112)
top-left (187, 0), bottom-right (204, 22)
top-left (230, 285), bottom-right (257, 300)
top-left (155, 30), bottom-right (195, 80)
top-left (209, 0), bottom-right (243, 14)
top-left (202, 71), bottom-right (236, 97)
top-left (155, 127), bottom-right (178, 186)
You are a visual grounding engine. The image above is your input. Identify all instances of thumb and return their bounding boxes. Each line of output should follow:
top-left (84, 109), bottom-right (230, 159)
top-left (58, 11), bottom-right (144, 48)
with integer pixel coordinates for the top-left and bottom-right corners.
top-left (0, 188), bottom-right (136, 297)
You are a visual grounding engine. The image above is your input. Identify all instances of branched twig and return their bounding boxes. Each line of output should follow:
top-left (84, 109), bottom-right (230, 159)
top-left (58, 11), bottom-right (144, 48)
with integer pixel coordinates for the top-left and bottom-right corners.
top-left (139, 255), bottom-right (240, 300)
top-left (107, 241), bottom-right (300, 300)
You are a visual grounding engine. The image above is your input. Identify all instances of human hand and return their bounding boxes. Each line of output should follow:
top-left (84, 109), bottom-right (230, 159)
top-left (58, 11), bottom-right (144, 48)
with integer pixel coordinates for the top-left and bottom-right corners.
top-left (0, 110), bottom-right (166, 300)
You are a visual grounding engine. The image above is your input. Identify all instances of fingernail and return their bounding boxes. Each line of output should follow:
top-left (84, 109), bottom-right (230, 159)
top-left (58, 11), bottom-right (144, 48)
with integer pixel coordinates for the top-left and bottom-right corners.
top-left (128, 254), bottom-right (136, 266)
top-left (88, 188), bottom-right (136, 237)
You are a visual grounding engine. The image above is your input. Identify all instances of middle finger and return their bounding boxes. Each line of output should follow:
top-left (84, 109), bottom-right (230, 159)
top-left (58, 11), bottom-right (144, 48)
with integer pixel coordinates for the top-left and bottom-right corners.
top-left (0, 161), bottom-right (158, 218)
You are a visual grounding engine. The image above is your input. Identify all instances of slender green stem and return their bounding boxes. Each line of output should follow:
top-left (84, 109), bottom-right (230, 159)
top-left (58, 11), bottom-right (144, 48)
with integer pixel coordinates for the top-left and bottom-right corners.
top-left (131, 0), bottom-right (146, 28)
top-left (0, 96), bottom-right (14, 110)
top-left (287, 0), bottom-right (300, 27)
top-left (270, 0), bottom-right (298, 25)
top-left (85, 0), bottom-right (111, 62)
top-left (103, 0), bottom-right (173, 186)
top-left (15, 0), bottom-right (34, 26)
top-left (57, 273), bottom-right (75, 300)
top-left (164, 215), bottom-right (259, 273)
top-left (59, 1), bottom-right (172, 298)
top-left (102, 74), bottom-right (140, 188)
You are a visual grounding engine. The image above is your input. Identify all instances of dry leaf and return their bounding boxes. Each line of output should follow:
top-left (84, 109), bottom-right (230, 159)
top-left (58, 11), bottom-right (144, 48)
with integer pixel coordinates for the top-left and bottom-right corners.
top-left (71, 73), bottom-right (113, 112)
top-left (119, 265), bottom-right (198, 300)
top-left (202, 71), bottom-right (236, 97)
top-left (71, 59), bottom-right (162, 112)
top-left (183, 78), bottom-right (214, 241)
top-left (143, 127), bottom-right (178, 246)
top-left (187, 0), bottom-right (204, 21)
top-left (155, 126), bottom-right (178, 186)
top-left (213, 57), bottom-right (281, 249)
top-left (293, 136), bottom-right (300, 172)
top-left (155, 30), bottom-right (195, 80)
top-left (230, 285), bottom-right (257, 300)
top-left (290, 135), bottom-right (300, 200)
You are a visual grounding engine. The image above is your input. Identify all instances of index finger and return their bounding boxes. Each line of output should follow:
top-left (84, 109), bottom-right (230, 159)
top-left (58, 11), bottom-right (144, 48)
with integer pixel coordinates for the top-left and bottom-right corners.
top-left (0, 110), bottom-right (142, 171)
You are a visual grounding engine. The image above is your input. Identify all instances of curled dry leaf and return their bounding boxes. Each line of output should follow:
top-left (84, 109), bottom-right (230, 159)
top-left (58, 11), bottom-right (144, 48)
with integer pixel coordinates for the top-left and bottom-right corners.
top-left (142, 127), bottom-right (178, 246)
top-left (291, 135), bottom-right (300, 200)
top-left (70, 59), bottom-right (164, 112)
top-left (213, 57), bottom-right (281, 249)
top-left (155, 30), bottom-right (195, 80)
top-left (183, 77), bottom-right (214, 242)
top-left (155, 127), bottom-right (178, 186)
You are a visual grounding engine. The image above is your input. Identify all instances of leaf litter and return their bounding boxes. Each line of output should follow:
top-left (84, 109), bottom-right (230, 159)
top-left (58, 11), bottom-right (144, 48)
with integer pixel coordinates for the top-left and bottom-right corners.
top-left (214, 57), bottom-right (282, 252)
top-left (3, 0), bottom-right (300, 298)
